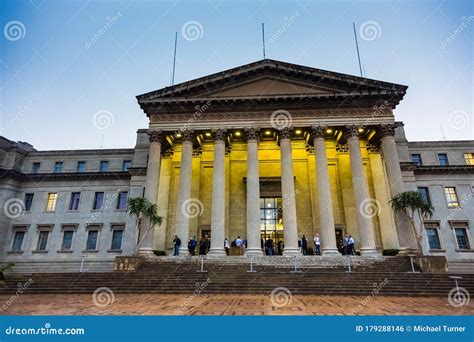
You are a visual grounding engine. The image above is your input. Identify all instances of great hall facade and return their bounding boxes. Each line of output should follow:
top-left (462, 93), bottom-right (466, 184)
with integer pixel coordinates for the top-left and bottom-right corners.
top-left (1, 60), bottom-right (473, 271)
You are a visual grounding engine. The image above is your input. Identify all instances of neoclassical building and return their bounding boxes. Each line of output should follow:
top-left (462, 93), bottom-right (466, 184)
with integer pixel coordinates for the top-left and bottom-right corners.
top-left (1, 59), bottom-right (473, 271)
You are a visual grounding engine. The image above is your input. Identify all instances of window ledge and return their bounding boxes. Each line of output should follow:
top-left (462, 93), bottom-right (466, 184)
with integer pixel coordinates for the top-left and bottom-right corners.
top-left (429, 249), bottom-right (446, 253)
top-left (32, 250), bottom-right (48, 253)
top-left (82, 250), bottom-right (99, 253)
top-left (7, 251), bottom-right (23, 254)
top-left (57, 250), bottom-right (74, 253)
top-left (107, 249), bottom-right (123, 253)
top-left (455, 249), bottom-right (474, 253)
top-left (114, 210), bottom-right (127, 212)
top-left (66, 210), bottom-right (79, 213)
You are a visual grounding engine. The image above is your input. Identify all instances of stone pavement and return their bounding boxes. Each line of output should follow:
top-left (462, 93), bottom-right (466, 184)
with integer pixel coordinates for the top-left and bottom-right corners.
top-left (0, 294), bottom-right (472, 315)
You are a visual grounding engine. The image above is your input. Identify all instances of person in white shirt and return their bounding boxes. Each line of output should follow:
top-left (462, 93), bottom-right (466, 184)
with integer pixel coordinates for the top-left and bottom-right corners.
top-left (348, 235), bottom-right (355, 255)
top-left (314, 234), bottom-right (321, 255)
top-left (224, 238), bottom-right (230, 256)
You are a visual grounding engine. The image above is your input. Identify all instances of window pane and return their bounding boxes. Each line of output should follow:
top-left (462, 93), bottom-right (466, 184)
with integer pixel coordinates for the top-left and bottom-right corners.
top-left (438, 154), bottom-right (448, 165)
top-left (62, 231), bottom-right (73, 250)
top-left (37, 231), bottom-right (49, 251)
top-left (122, 160), bottom-right (132, 171)
top-left (417, 187), bottom-right (430, 205)
top-left (24, 193), bottom-right (34, 211)
top-left (464, 153), bottom-right (474, 165)
top-left (12, 232), bottom-right (25, 251)
top-left (77, 161), bottom-right (86, 172)
top-left (116, 191), bottom-right (128, 210)
top-left (69, 192), bottom-right (81, 210)
top-left (111, 230), bottom-right (123, 250)
top-left (32, 163), bottom-right (40, 173)
top-left (410, 154), bottom-right (422, 166)
top-left (426, 228), bottom-right (441, 249)
top-left (444, 187), bottom-right (460, 208)
top-left (45, 193), bottom-right (58, 212)
top-left (86, 230), bottom-right (98, 250)
top-left (99, 161), bottom-right (109, 172)
top-left (93, 192), bottom-right (104, 210)
top-left (455, 228), bottom-right (470, 249)
top-left (54, 162), bottom-right (63, 173)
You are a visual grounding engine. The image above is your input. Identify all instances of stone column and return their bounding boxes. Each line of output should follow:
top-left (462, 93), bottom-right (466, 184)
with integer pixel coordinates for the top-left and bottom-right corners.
top-left (175, 130), bottom-right (194, 255)
top-left (345, 126), bottom-right (378, 255)
top-left (140, 130), bottom-right (163, 255)
top-left (279, 128), bottom-right (300, 256)
top-left (245, 128), bottom-right (263, 256)
top-left (380, 124), bottom-right (417, 253)
top-left (312, 127), bottom-right (339, 255)
top-left (209, 129), bottom-right (227, 255)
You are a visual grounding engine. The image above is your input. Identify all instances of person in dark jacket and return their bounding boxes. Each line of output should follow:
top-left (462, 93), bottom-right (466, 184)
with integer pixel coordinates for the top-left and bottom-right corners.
top-left (199, 235), bottom-right (210, 255)
top-left (301, 235), bottom-right (308, 255)
top-left (173, 235), bottom-right (181, 256)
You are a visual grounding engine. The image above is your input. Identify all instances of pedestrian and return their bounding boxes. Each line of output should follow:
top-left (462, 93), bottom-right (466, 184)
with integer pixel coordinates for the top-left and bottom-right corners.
top-left (314, 234), bottom-right (321, 256)
top-left (277, 240), bottom-right (283, 255)
top-left (343, 234), bottom-right (349, 255)
top-left (224, 238), bottom-right (230, 256)
top-left (301, 235), bottom-right (308, 255)
top-left (173, 235), bottom-right (181, 256)
top-left (235, 236), bottom-right (242, 248)
top-left (348, 235), bottom-right (355, 255)
top-left (265, 238), bottom-right (274, 256)
top-left (199, 235), bottom-right (210, 255)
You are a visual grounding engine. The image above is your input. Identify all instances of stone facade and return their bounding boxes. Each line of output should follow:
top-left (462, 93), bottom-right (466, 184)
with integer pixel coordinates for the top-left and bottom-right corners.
top-left (1, 59), bottom-right (473, 270)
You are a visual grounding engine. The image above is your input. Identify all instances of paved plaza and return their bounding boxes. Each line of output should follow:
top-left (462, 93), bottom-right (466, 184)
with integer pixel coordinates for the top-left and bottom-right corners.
top-left (0, 294), bottom-right (472, 316)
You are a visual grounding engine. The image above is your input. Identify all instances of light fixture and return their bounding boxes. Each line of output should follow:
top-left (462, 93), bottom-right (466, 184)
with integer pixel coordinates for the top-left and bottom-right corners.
top-left (235, 131), bottom-right (241, 137)
top-left (358, 128), bottom-right (364, 133)
top-left (326, 129), bottom-right (333, 134)
top-left (176, 133), bottom-right (182, 138)
top-left (265, 130), bottom-right (271, 135)
top-left (205, 132), bottom-right (211, 137)
top-left (295, 129), bottom-right (302, 134)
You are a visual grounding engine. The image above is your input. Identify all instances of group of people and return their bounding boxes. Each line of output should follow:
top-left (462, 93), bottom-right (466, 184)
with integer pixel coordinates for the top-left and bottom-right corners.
top-left (172, 233), bottom-right (357, 256)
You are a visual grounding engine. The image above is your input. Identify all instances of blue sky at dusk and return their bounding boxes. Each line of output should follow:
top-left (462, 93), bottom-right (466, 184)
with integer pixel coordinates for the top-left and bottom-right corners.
top-left (0, 0), bottom-right (472, 150)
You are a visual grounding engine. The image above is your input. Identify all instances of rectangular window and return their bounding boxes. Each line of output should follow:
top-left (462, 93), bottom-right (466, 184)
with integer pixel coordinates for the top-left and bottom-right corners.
top-left (31, 162), bottom-right (40, 174)
top-left (24, 193), bottom-right (34, 211)
top-left (69, 192), bottom-right (81, 210)
top-left (76, 161), bottom-right (86, 172)
top-left (444, 187), bottom-right (460, 208)
top-left (464, 153), bottom-right (474, 165)
top-left (93, 192), bottom-right (104, 210)
top-left (122, 160), bottom-right (132, 171)
top-left (455, 228), bottom-right (471, 250)
top-left (417, 187), bottom-right (431, 205)
top-left (426, 228), bottom-right (441, 250)
top-left (111, 229), bottom-right (124, 250)
top-left (61, 231), bottom-right (74, 251)
top-left (410, 154), bottom-right (422, 166)
top-left (11, 231), bottom-right (25, 252)
top-left (99, 161), bottom-right (109, 172)
top-left (36, 231), bottom-right (49, 251)
top-left (86, 230), bottom-right (99, 250)
top-left (45, 193), bottom-right (58, 212)
top-left (54, 162), bottom-right (63, 173)
top-left (437, 153), bottom-right (449, 166)
top-left (116, 191), bottom-right (128, 210)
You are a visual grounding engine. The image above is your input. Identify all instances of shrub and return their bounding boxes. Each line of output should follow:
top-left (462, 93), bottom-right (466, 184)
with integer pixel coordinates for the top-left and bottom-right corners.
top-left (382, 249), bottom-right (400, 256)
top-left (153, 250), bottom-right (166, 256)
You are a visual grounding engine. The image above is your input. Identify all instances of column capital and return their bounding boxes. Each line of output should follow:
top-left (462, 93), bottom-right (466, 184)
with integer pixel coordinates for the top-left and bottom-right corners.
top-left (213, 128), bottom-right (227, 141)
top-left (148, 130), bottom-right (164, 144)
top-left (343, 125), bottom-right (359, 140)
top-left (379, 124), bottom-right (397, 138)
top-left (279, 127), bottom-right (292, 140)
top-left (311, 126), bottom-right (326, 139)
top-left (181, 130), bottom-right (194, 142)
top-left (245, 128), bottom-right (260, 141)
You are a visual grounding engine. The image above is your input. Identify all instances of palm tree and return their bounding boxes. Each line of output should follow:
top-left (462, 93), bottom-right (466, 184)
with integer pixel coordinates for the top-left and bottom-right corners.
top-left (127, 197), bottom-right (162, 254)
top-left (389, 191), bottom-right (434, 253)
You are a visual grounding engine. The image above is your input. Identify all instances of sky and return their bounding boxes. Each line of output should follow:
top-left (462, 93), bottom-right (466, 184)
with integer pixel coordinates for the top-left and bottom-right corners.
top-left (0, 0), bottom-right (472, 150)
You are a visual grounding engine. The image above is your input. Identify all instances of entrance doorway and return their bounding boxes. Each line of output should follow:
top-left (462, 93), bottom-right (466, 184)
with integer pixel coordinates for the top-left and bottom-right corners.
top-left (260, 197), bottom-right (284, 255)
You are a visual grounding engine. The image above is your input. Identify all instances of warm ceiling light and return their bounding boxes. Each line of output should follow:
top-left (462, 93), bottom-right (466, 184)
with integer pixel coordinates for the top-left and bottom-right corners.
top-left (176, 133), bottom-right (182, 138)
top-left (295, 129), bottom-right (302, 134)
top-left (358, 128), bottom-right (364, 133)
top-left (235, 131), bottom-right (241, 136)
top-left (205, 132), bottom-right (211, 137)
top-left (326, 129), bottom-right (333, 134)
top-left (265, 130), bottom-right (271, 135)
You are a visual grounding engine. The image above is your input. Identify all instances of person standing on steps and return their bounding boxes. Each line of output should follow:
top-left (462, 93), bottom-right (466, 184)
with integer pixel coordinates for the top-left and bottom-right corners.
top-left (301, 235), bottom-right (308, 255)
top-left (314, 234), bottom-right (321, 256)
top-left (199, 235), bottom-right (210, 255)
top-left (224, 238), bottom-right (230, 256)
top-left (348, 235), bottom-right (355, 255)
top-left (343, 234), bottom-right (349, 255)
top-left (173, 235), bottom-right (181, 256)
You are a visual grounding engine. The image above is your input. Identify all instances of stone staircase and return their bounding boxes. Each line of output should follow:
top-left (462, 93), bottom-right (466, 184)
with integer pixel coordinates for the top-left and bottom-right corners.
top-left (1, 256), bottom-right (473, 296)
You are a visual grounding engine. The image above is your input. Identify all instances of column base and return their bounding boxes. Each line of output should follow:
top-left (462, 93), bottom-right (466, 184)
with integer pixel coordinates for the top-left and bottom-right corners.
top-left (283, 248), bottom-right (301, 256)
top-left (359, 247), bottom-right (380, 256)
top-left (208, 248), bottom-right (226, 256)
top-left (245, 248), bottom-right (263, 256)
top-left (398, 247), bottom-right (420, 256)
top-left (138, 247), bottom-right (155, 256)
top-left (177, 247), bottom-right (190, 256)
top-left (321, 248), bottom-right (341, 256)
